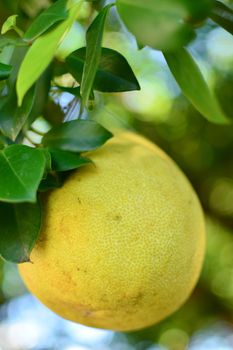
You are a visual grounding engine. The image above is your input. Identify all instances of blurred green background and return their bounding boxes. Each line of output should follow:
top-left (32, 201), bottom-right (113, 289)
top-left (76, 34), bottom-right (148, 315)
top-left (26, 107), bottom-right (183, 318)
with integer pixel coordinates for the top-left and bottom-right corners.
top-left (0, 0), bottom-right (233, 349)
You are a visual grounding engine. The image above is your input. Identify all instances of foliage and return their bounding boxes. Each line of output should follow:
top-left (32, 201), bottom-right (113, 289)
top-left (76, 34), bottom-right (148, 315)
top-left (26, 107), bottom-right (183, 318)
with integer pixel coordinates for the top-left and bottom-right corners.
top-left (0, 0), bottom-right (232, 265)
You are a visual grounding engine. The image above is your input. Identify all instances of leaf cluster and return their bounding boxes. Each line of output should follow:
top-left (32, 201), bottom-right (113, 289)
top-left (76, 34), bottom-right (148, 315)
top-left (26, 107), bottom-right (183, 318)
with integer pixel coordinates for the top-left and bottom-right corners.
top-left (0, 0), bottom-right (232, 263)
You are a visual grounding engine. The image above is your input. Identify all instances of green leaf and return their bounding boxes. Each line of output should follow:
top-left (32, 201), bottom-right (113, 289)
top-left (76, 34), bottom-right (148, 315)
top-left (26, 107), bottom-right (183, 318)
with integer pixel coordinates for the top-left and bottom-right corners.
top-left (0, 45), bottom-right (15, 67)
top-left (25, 66), bottom-right (52, 128)
top-left (42, 120), bottom-right (112, 152)
top-left (1, 15), bottom-right (18, 35)
top-left (0, 136), bottom-right (6, 149)
top-left (164, 48), bottom-right (230, 124)
top-left (0, 47), bottom-right (36, 140)
top-left (0, 134), bottom-right (10, 149)
top-left (116, 0), bottom-right (196, 51)
top-left (80, 4), bottom-right (113, 107)
top-left (0, 201), bottom-right (41, 263)
top-left (16, 0), bottom-right (83, 106)
top-left (210, 1), bottom-right (233, 35)
top-left (40, 148), bottom-right (52, 175)
top-left (0, 45), bottom-right (25, 77)
top-left (0, 37), bottom-right (20, 52)
top-left (0, 62), bottom-right (12, 80)
top-left (0, 86), bottom-right (35, 140)
top-left (49, 148), bottom-right (92, 171)
top-left (39, 172), bottom-right (63, 192)
top-left (56, 85), bottom-right (81, 96)
top-left (116, 0), bottom-right (213, 50)
top-left (24, 0), bottom-right (69, 41)
top-left (0, 145), bottom-right (46, 203)
top-left (185, 0), bottom-right (214, 23)
top-left (66, 47), bottom-right (140, 92)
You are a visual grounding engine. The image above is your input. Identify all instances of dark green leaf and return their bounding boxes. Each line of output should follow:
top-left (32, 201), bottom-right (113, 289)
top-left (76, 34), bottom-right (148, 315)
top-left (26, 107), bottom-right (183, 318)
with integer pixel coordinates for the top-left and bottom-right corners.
top-left (164, 48), bottom-right (230, 124)
top-left (81, 4), bottom-right (113, 106)
top-left (0, 62), bottom-right (12, 80)
top-left (56, 85), bottom-right (81, 96)
top-left (53, 59), bottom-right (69, 77)
top-left (24, 0), bottom-right (69, 41)
top-left (116, 0), bottom-right (197, 51)
top-left (3, 45), bottom-right (27, 83)
top-left (0, 37), bottom-right (20, 51)
top-left (0, 47), bottom-right (37, 140)
top-left (42, 120), bottom-right (112, 152)
top-left (66, 47), bottom-right (140, 92)
top-left (39, 172), bottom-right (63, 192)
top-left (210, 1), bottom-right (233, 35)
top-left (0, 135), bottom-right (8, 149)
top-left (25, 65), bottom-right (52, 128)
top-left (185, 0), bottom-right (214, 23)
top-left (49, 148), bottom-right (92, 171)
top-left (0, 85), bottom-right (35, 140)
top-left (0, 201), bottom-right (41, 263)
top-left (0, 145), bottom-right (46, 203)
top-left (40, 148), bottom-right (52, 175)
top-left (116, 0), bottom-right (213, 50)
top-left (215, 73), bottom-right (233, 120)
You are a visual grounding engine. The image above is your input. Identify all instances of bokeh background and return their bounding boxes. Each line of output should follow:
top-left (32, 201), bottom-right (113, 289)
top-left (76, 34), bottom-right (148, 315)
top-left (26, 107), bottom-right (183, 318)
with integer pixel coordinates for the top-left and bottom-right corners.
top-left (0, 0), bottom-right (233, 349)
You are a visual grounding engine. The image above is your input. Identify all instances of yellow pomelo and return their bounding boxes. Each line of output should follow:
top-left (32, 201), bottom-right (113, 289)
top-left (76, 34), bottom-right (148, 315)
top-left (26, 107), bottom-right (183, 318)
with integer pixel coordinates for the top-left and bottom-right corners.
top-left (19, 132), bottom-right (205, 331)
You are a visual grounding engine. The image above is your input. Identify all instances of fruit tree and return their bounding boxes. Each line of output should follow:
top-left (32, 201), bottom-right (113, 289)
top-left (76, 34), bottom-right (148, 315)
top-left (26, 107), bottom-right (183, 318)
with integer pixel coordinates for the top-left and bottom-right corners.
top-left (0, 0), bottom-right (232, 338)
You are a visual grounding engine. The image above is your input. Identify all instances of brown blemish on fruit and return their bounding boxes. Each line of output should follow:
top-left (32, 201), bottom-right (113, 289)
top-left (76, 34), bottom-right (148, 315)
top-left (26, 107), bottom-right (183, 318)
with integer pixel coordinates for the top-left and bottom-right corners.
top-left (113, 214), bottom-right (122, 221)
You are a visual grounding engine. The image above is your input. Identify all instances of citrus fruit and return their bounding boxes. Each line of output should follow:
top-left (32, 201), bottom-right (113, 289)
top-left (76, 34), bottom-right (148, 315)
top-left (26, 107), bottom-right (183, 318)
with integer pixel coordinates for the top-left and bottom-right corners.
top-left (19, 132), bottom-right (205, 331)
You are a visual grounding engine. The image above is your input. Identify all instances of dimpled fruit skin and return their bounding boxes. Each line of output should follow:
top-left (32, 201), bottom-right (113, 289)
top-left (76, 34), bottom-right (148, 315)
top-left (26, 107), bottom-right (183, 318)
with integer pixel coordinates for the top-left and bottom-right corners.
top-left (19, 132), bottom-right (205, 331)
